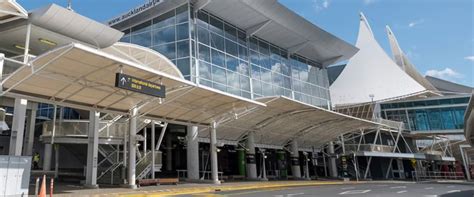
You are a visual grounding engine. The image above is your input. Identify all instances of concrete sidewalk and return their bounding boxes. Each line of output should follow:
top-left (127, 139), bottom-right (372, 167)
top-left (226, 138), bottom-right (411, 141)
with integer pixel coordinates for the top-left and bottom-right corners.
top-left (37, 180), bottom-right (359, 197)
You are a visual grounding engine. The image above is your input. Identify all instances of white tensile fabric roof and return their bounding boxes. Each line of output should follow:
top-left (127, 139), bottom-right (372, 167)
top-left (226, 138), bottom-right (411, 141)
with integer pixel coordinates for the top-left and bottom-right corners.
top-left (386, 26), bottom-right (437, 92)
top-left (1, 42), bottom-right (264, 125)
top-left (0, 0), bottom-right (27, 24)
top-left (199, 96), bottom-right (381, 149)
top-left (330, 13), bottom-right (427, 105)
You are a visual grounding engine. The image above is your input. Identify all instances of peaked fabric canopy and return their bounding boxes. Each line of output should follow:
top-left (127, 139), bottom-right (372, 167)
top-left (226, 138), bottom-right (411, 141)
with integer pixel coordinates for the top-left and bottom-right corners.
top-left (1, 42), bottom-right (265, 125)
top-left (330, 13), bottom-right (427, 105)
top-left (199, 96), bottom-right (381, 149)
top-left (386, 26), bottom-right (437, 92)
top-left (0, 0), bottom-right (27, 24)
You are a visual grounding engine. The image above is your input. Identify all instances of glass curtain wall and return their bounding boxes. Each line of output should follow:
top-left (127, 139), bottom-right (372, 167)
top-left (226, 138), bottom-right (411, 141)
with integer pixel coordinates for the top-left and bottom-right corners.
top-left (381, 97), bottom-right (469, 132)
top-left (193, 9), bottom-right (331, 108)
top-left (118, 3), bottom-right (332, 109)
top-left (120, 4), bottom-right (193, 80)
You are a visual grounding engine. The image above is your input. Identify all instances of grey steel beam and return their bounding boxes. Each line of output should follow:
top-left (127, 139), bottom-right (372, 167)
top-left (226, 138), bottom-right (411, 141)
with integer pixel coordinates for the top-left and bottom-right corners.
top-left (210, 121), bottom-right (220, 184)
top-left (128, 107), bottom-right (138, 189)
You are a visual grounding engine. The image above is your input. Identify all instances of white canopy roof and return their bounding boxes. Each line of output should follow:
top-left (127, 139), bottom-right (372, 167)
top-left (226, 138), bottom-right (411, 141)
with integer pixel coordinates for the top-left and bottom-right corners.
top-left (1, 42), bottom-right (264, 125)
top-left (330, 13), bottom-right (428, 105)
top-left (0, 0), bottom-right (27, 24)
top-left (386, 26), bottom-right (437, 92)
top-left (199, 96), bottom-right (381, 148)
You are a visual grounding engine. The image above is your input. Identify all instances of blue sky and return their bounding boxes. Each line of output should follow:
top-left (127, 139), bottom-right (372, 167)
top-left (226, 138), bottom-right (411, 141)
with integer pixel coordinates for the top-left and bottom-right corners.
top-left (19, 0), bottom-right (474, 87)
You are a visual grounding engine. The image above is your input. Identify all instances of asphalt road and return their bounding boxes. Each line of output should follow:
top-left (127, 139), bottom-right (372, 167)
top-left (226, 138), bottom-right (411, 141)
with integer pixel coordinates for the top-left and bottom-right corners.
top-left (178, 183), bottom-right (474, 197)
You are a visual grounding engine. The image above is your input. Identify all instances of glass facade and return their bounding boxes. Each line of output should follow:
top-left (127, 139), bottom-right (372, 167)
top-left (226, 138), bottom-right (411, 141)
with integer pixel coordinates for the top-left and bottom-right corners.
top-left (120, 4), bottom-right (193, 80)
top-left (118, 3), bottom-right (331, 109)
top-left (380, 96), bottom-right (470, 132)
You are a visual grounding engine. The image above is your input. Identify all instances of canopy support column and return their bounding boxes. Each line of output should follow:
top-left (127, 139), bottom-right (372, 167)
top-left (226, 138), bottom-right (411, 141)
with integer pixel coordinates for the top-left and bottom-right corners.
top-left (303, 152), bottom-right (310, 180)
top-left (128, 107), bottom-right (138, 189)
top-left (246, 131), bottom-right (257, 180)
top-left (43, 144), bottom-right (52, 171)
top-left (260, 149), bottom-right (268, 181)
top-left (328, 141), bottom-right (337, 178)
top-left (85, 111), bottom-right (99, 188)
top-left (290, 141), bottom-right (301, 178)
top-left (210, 122), bottom-right (220, 184)
top-left (9, 98), bottom-right (27, 156)
top-left (151, 121), bottom-right (155, 179)
top-left (187, 125), bottom-right (199, 181)
top-left (24, 106), bottom-right (36, 156)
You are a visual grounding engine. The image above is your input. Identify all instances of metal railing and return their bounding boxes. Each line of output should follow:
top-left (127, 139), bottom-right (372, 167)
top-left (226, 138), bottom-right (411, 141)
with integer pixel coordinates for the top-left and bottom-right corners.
top-left (345, 144), bottom-right (395, 152)
top-left (42, 120), bottom-right (128, 138)
top-left (373, 118), bottom-right (407, 130)
top-left (412, 171), bottom-right (465, 181)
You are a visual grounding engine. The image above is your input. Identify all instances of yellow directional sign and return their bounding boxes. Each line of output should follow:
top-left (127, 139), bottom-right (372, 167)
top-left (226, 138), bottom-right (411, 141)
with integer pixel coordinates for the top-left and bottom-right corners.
top-left (115, 73), bottom-right (166, 98)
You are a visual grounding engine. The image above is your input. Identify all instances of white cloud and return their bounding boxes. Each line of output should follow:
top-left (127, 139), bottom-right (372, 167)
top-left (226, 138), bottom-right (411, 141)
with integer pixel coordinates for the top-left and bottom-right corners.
top-left (408, 19), bottom-right (424, 28)
top-left (425, 68), bottom-right (463, 80)
top-left (464, 56), bottom-right (474, 61)
top-left (313, 0), bottom-right (331, 11)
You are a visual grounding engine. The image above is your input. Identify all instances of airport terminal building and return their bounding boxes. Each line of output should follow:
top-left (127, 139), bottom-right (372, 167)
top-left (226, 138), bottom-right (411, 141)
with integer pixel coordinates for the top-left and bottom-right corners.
top-left (0, 0), bottom-right (472, 194)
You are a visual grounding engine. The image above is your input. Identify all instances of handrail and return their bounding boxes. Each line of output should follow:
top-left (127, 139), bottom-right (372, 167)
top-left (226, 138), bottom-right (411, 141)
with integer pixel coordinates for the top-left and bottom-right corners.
top-left (97, 161), bottom-right (123, 180)
top-left (412, 171), bottom-right (465, 181)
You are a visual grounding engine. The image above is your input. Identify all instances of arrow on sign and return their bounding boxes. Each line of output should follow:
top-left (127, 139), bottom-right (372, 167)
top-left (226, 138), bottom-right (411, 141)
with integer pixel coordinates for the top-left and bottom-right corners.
top-left (120, 77), bottom-right (127, 85)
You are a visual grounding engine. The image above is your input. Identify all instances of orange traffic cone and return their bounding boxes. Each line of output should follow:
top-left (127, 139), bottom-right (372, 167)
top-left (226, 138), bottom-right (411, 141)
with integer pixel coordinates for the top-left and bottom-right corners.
top-left (38, 175), bottom-right (46, 197)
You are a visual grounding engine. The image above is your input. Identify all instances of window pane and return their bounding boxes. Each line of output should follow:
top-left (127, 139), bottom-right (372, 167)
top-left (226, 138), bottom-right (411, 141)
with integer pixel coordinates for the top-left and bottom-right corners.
top-left (131, 32), bottom-right (152, 47)
top-left (153, 26), bottom-right (175, 45)
top-left (238, 61), bottom-right (249, 76)
top-left (226, 55), bottom-right (239, 71)
top-left (153, 11), bottom-right (175, 28)
top-left (237, 30), bottom-right (246, 45)
top-left (250, 50), bottom-right (259, 65)
top-left (176, 4), bottom-right (188, 23)
top-left (427, 109), bottom-right (442, 130)
top-left (197, 11), bottom-right (208, 27)
top-left (249, 37), bottom-right (258, 51)
top-left (224, 24), bottom-right (237, 41)
top-left (199, 61), bottom-right (211, 80)
top-left (260, 68), bottom-right (272, 84)
top-left (198, 44), bottom-right (210, 62)
top-left (225, 39), bottom-right (238, 57)
top-left (177, 58), bottom-right (190, 76)
top-left (198, 26), bottom-right (209, 45)
top-left (227, 71), bottom-right (240, 89)
top-left (238, 45), bottom-right (248, 60)
top-left (176, 40), bottom-right (189, 58)
top-left (209, 15), bottom-right (224, 35)
top-left (258, 40), bottom-right (270, 55)
top-left (132, 21), bottom-right (151, 34)
top-left (251, 64), bottom-right (260, 80)
top-left (212, 65), bottom-right (226, 84)
top-left (210, 33), bottom-right (224, 51)
top-left (240, 75), bottom-right (250, 91)
top-left (440, 109), bottom-right (455, 129)
top-left (177, 23), bottom-right (189, 40)
top-left (262, 82), bottom-right (273, 96)
top-left (153, 43), bottom-right (175, 59)
top-left (252, 79), bottom-right (262, 95)
top-left (211, 49), bottom-right (225, 67)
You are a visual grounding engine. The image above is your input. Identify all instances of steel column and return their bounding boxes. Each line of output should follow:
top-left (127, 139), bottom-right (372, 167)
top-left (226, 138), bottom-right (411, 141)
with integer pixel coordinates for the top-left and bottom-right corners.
top-left (210, 122), bottom-right (220, 184)
top-left (128, 107), bottom-right (138, 189)
top-left (290, 141), bottom-right (301, 178)
top-left (246, 131), bottom-right (257, 179)
top-left (43, 144), bottom-right (52, 171)
top-left (186, 125), bottom-right (199, 180)
top-left (85, 111), bottom-right (99, 188)
top-left (9, 98), bottom-right (27, 156)
top-left (151, 121), bottom-right (155, 179)
top-left (328, 141), bottom-right (337, 178)
top-left (24, 108), bottom-right (36, 156)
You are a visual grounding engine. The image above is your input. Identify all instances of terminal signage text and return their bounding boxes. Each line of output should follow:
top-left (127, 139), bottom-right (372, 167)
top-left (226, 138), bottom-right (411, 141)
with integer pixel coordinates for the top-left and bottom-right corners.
top-left (108, 0), bottom-right (163, 26)
top-left (115, 73), bottom-right (166, 98)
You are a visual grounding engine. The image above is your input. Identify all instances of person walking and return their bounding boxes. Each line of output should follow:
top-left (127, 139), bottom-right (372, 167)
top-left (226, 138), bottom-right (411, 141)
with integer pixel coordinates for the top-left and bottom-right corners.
top-left (33, 152), bottom-right (40, 170)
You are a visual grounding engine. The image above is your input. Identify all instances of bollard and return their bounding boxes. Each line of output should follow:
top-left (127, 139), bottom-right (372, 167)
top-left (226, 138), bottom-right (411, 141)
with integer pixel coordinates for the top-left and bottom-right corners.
top-left (50, 178), bottom-right (54, 197)
top-left (35, 177), bottom-right (40, 196)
